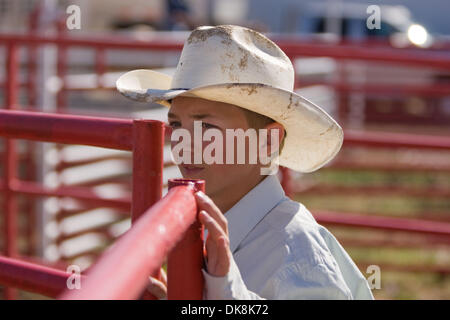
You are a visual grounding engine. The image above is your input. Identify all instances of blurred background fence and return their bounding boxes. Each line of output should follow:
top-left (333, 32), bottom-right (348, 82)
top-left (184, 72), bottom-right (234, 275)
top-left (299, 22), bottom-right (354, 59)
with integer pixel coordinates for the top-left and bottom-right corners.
top-left (0, 0), bottom-right (449, 299)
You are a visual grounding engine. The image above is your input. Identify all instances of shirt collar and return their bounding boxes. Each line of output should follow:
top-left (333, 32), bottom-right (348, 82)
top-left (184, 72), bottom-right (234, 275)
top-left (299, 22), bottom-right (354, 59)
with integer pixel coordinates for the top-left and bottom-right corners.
top-left (224, 174), bottom-right (286, 253)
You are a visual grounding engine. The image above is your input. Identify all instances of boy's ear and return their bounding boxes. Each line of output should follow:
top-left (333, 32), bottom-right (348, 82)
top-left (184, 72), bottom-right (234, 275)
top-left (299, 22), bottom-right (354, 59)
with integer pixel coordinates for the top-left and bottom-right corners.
top-left (263, 122), bottom-right (285, 155)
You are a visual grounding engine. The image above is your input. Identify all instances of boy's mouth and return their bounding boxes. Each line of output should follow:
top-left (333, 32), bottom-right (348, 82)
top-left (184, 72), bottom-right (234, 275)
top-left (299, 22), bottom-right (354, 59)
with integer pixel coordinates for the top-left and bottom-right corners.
top-left (180, 165), bottom-right (205, 175)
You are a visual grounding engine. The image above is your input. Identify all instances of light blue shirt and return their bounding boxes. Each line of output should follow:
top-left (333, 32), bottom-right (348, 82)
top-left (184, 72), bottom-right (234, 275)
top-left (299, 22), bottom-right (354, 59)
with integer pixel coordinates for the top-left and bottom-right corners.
top-left (201, 175), bottom-right (374, 300)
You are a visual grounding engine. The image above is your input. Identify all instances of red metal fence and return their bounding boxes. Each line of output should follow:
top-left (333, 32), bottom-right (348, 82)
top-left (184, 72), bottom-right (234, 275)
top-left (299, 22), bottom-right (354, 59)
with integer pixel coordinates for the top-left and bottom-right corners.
top-left (1, 30), bottom-right (450, 299)
top-left (0, 108), bottom-right (205, 299)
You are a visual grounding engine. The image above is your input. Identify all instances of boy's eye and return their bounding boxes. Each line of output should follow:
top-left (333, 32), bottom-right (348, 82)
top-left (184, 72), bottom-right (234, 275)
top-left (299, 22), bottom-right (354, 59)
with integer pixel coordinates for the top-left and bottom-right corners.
top-left (168, 121), bottom-right (218, 129)
top-left (169, 121), bottom-right (181, 128)
top-left (202, 122), bottom-right (217, 129)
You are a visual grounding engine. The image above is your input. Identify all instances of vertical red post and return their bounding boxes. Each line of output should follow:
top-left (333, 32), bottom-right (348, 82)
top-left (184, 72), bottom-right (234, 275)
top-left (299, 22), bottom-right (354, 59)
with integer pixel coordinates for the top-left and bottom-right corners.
top-left (336, 62), bottom-right (347, 125)
top-left (95, 47), bottom-right (106, 88)
top-left (27, 11), bottom-right (38, 108)
top-left (167, 179), bottom-right (205, 300)
top-left (25, 20), bottom-right (39, 256)
top-left (56, 18), bottom-right (68, 111)
top-left (132, 119), bottom-right (164, 299)
top-left (3, 42), bottom-right (19, 300)
top-left (131, 120), bottom-right (164, 223)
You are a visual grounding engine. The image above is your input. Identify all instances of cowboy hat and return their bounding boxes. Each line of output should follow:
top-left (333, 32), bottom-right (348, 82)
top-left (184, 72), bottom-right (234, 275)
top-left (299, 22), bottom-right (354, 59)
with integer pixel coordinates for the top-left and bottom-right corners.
top-left (116, 25), bottom-right (343, 173)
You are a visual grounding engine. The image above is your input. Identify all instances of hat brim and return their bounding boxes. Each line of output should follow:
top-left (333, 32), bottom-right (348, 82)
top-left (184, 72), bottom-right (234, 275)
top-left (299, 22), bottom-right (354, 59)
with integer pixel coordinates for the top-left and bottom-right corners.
top-left (117, 70), bottom-right (343, 173)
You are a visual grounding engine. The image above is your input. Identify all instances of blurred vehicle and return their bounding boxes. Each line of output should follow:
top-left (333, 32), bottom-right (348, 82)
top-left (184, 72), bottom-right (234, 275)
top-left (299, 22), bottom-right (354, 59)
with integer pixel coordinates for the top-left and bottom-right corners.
top-left (267, 3), bottom-right (449, 127)
top-left (298, 2), bottom-right (433, 48)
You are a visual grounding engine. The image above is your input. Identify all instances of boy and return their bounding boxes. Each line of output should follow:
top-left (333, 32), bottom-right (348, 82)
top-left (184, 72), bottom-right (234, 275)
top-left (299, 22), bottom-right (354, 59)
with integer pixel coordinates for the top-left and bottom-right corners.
top-left (117, 25), bottom-right (374, 299)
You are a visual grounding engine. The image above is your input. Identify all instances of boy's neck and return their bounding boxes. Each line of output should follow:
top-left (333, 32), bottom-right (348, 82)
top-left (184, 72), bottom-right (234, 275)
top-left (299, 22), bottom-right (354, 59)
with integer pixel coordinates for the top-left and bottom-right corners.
top-left (210, 174), bottom-right (268, 214)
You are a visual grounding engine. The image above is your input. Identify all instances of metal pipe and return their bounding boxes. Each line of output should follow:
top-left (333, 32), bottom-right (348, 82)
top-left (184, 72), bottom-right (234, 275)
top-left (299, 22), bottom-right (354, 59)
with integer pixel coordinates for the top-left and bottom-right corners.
top-left (296, 184), bottom-right (450, 199)
top-left (0, 110), bottom-right (133, 150)
top-left (95, 48), bottom-right (106, 88)
top-left (323, 162), bottom-right (450, 173)
top-left (3, 42), bottom-right (20, 300)
top-left (314, 210), bottom-right (450, 237)
top-left (131, 119), bottom-right (164, 299)
top-left (10, 180), bottom-right (131, 211)
top-left (0, 33), bottom-right (183, 51)
top-left (1, 34), bottom-right (450, 70)
top-left (298, 81), bottom-right (450, 97)
top-left (56, 17), bottom-right (68, 111)
top-left (2, 111), bottom-right (447, 152)
top-left (131, 120), bottom-right (164, 223)
top-left (167, 179), bottom-right (205, 300)
top-left (58, 185), bottom-right (197, 300)
top-left (343, 130), bottom-right (450, 150)
top-left (278, 41), bottom-right (450, 70)
top-left (0, 255), bottom-right (85, 298)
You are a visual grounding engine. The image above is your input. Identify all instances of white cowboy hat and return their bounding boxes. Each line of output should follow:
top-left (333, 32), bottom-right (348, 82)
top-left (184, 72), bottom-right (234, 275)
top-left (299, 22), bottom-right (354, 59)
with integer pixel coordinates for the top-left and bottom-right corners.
top-left (116, 25), bottom-right (343, 173)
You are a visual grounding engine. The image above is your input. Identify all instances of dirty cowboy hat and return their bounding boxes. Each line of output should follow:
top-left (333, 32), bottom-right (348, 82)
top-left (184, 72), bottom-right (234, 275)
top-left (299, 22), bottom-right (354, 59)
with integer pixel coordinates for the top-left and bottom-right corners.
top-left (116, 25), bottom-right (343, 173)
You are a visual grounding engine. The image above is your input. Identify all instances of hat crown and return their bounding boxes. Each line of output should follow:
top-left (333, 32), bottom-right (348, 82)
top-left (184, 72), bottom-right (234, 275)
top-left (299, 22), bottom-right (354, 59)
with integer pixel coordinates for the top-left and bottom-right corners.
top-left (171, 25), bottom-right (295, 91)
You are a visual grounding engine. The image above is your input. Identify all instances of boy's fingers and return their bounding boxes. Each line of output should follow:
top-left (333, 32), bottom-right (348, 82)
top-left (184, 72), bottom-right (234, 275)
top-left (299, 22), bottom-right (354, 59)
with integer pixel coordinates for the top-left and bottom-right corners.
top-left (216, 236), bottom-right (231, 272)
top-left (147, 277), bottom-right (167, 300)
top-left (205, 235), bottom-right (230, 277)
top-left (205, 237), bottom-right (218, 268)
top-left (199, 210), bottom-right (228, 244)
top-left (195, 192), bottom-right (228, 234)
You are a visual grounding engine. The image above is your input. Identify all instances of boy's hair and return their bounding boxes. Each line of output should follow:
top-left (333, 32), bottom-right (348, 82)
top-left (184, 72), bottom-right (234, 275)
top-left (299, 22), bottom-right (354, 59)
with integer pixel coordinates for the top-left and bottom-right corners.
top-left (241, 108), bottom-right (286, 154)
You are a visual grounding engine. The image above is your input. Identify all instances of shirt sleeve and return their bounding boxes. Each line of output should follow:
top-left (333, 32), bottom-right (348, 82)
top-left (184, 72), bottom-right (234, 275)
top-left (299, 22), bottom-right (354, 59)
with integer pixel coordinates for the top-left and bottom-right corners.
top-left (272, 261), bottom-right (353, 300)
top-left (202, 257), bottom-right (265, 300)
top-left (318, 227), bottom-right (374, 300)
top-left (201, 254), bottom-right (354, 300)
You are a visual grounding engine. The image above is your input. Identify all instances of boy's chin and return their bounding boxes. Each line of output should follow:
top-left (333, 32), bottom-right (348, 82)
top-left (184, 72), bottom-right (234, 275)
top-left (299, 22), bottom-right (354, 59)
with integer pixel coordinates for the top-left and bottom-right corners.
top-left (179, 165), bottom-right (207, 178)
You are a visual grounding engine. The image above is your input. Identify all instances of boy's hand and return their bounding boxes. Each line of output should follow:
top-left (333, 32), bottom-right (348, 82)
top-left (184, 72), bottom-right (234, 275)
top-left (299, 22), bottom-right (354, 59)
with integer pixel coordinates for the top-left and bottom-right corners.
top-left (146, 267), bottom-right (167, 299)
top-left (195, 191), bottom-right (232, 277)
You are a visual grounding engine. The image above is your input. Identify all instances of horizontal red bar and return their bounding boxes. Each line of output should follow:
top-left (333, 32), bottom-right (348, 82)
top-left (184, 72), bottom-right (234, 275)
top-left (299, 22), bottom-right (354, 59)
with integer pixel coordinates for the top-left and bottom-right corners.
top-left (298, 81), bottom-right (450, 97)
top-left (314, 210), bottom-right (450, 237)
top-left (279, 41), bottom-right (450, 70)
top-left (0, 179), bottom-right (131, 211)
top-left (0, 33), bottom-right (183, 51)
top-left (339, 235), bottom-right (450, 249)
top-left (59, 184), bottom-right (198, 300)
top-left (1, 111), bottom-right (447, 151)
top-left (297, 184), bottom-right (450, 199)
top-left (0, 109), bottom-right (133, 150)
top-left (1, 34), bottom-right (449, 70)
top-left (0, 255), bottom-right (86, 298)
top-left (356, 261), bottom-right (450, 275)
top-left (325, 161), bottom-right (450, 173)
top-left (343, 130), bottom-right (450, 150)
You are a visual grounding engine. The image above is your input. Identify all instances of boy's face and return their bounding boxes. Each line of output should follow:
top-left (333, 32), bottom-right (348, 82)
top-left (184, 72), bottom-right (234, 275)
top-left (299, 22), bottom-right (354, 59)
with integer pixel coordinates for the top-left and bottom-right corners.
top-left (168, 96), bottom-right (264, 197)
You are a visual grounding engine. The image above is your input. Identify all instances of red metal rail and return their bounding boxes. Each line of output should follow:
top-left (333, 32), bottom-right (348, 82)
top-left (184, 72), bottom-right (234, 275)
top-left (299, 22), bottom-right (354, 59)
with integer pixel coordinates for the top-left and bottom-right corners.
top-left (0, 256), bottom-right (86, 298)
top-left (1, 29), bottom-right (450, 298)
top-left (0, 107), bottom-right (207, 299)
top-left (343, 130), bottom-right (450, 150)
top-left (3, 110), bottom-right (448, 152)
top-left (167, 179), bottom-right (205, 300)
top-left (59, 182), bottom-right (202, 300)
top-left (0, 180), bottom-right (205, 299)
top-left (314, 210), bottom-right (450, 237)
top-left (0, 109), bottom-right (133, 150)
top-left (0, 180), bottom-right (131, 212)
top-left (0, 108), bottom-right (166, 299)
top-left (297, 185), bottom-right (450, 199)
top-left (2, 41), bottom-right (19, 299)
top-left (1, 33), bottom-right (450, 70)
